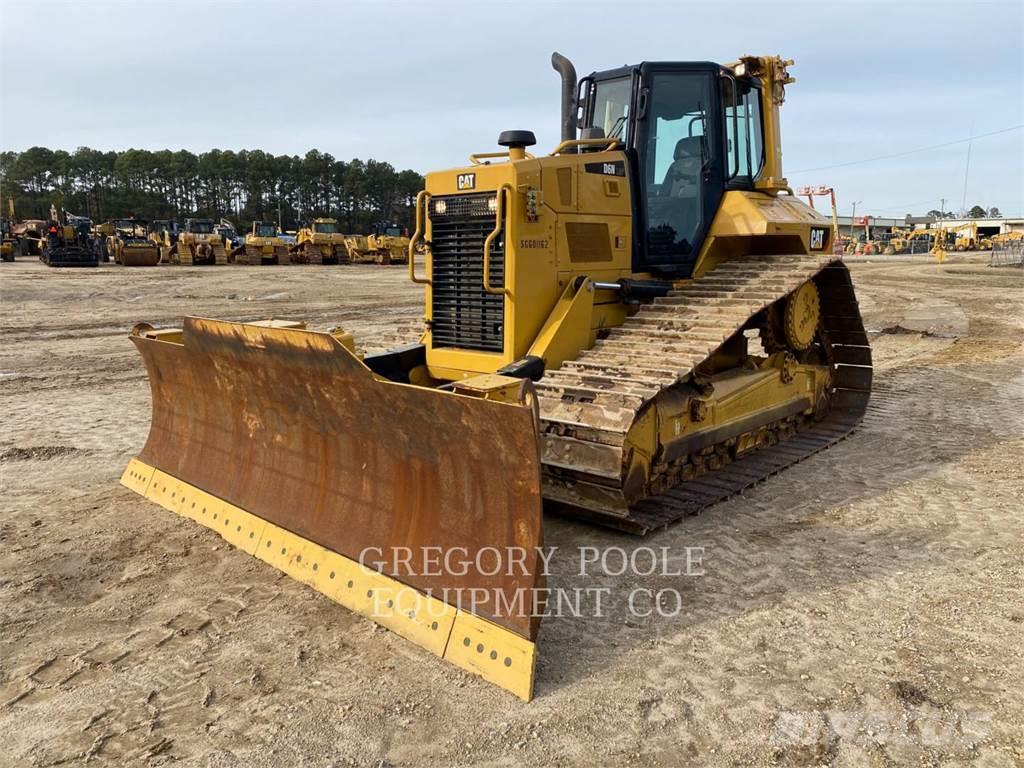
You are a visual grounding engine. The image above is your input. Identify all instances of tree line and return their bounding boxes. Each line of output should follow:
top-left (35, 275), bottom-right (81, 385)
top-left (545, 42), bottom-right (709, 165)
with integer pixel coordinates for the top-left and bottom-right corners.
top-left (0, 147), bottom-right (424, 234)
top-left (926, 206), bottom-right (1002, 219)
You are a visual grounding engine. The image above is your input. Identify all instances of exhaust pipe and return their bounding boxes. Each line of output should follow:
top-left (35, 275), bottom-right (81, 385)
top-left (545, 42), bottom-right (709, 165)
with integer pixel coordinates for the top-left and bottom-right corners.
top-left (551, 52), bottom-right (577, 144)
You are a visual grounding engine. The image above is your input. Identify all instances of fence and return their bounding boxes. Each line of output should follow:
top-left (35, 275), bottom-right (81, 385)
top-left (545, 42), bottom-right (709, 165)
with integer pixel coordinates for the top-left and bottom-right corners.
top-left (991, 239), bottom-right (1024, 267)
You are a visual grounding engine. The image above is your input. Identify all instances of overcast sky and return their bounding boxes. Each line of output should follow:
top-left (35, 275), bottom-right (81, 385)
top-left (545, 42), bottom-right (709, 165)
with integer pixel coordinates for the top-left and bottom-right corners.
top-left (1, 0), bottom-right (1021, 217)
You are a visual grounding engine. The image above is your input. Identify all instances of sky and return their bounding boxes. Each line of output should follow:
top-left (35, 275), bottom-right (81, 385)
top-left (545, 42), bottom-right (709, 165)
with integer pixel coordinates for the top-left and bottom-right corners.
top-left (1, 0), bottom-right (1022, 218)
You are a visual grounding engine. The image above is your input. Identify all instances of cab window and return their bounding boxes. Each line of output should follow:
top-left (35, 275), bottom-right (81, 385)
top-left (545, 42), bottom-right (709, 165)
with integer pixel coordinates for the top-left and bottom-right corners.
top-left (589, 76), bottom-right (632, 143)
top-left (723, 78), bottom-right (764, 182)
top-left (642, 72), bottom-right (713, 260)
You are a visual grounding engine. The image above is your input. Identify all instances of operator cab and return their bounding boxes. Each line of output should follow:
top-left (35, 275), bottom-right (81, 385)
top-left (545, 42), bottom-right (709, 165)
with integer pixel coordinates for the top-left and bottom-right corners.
top-left (187, 219), bottom-right (214, 234)
top-left (312, 220), bottom-right (336, 234)
top-left (255, 222), bottom-right (278, 237)
top-left (577, 62), bottom-right (765, 278)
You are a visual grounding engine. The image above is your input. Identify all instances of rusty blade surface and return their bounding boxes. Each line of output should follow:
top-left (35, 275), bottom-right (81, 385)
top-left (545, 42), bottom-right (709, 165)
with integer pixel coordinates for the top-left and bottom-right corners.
top-left (134, 317), bottom-right (544, 640)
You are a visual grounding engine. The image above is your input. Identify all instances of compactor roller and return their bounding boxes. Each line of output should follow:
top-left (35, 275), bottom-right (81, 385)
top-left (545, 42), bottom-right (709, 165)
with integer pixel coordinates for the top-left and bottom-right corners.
top-left (122, 53), bottom-right (871, 700)
top-left (102, 219), bottom-right (160, 266)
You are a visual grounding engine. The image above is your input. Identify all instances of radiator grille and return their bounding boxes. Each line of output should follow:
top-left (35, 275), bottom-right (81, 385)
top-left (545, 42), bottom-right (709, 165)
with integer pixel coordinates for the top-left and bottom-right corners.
top-left (429, 193), bottom-right (505, 352)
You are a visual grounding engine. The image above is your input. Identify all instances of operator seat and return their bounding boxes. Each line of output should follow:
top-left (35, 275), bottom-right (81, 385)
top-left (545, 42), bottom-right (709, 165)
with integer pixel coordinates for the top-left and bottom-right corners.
top-left (661, 136), bottom-right (703, 197)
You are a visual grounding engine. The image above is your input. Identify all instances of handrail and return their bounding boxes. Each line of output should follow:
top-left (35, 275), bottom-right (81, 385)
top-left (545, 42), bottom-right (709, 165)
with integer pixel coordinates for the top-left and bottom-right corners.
top-left (408, 190), bottom-right (431, 285)
top-left (483, 184), bottom-right (512, 296)
top-left (469, 150), bottom-right (536, 165)
top-left (549, 137), bottom-right (621, 155)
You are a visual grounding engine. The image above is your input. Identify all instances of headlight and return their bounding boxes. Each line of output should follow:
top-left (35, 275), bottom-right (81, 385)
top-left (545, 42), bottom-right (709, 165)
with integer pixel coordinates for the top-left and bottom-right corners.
top-left (487, 196), bottom-right (498, 213)
top-left (434, 199), bottom-right (447, 215)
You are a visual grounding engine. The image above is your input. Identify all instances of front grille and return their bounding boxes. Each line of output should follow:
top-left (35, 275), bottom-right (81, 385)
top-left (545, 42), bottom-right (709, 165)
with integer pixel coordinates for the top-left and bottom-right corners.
top-left (429, 193), bottom-right (505, 352)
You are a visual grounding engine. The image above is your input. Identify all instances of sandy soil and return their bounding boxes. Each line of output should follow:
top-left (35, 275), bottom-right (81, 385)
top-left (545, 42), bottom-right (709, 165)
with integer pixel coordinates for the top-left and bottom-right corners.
top-left (1, 255), bottom-right (1022, 767)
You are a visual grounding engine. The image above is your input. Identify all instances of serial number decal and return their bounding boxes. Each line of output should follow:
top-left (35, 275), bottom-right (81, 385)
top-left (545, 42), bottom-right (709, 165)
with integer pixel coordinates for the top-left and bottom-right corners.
top-left (457, 172), bottom-right (476, 190)
top-left (809, 227), bottom-right (828, 251)
top-left (519, 239), bottom-right (549, 249)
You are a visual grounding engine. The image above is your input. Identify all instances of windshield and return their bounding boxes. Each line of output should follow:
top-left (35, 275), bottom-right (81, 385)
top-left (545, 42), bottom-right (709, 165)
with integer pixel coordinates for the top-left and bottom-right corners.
top-left (189, 221), bottom-right (213, 234)
top-left (588, 76), bottom-right (632, 143)
top-left (256, 223), bottom-right (277, 237)
top-left (313, 221), bottom-right (336, 234)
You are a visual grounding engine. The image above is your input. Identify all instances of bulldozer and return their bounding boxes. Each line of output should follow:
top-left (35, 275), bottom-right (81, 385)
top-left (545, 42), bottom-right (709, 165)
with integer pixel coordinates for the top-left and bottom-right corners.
top-left (344, 222), bottom-right (410, 264)
top-left (292, 217), bottom-right (348, 264)
top-left (100, 218), bottom-right (161, 266)
top-left (233, 221), bottom-right (290, 265)
top-left (121, 53), bottom-right (871, 700)
top-left (175, 218), bottom-right (228, 265)
top-left (148, 220), bottom-right (178, 263)
top-left (366, 222), bottom-right (410, 264)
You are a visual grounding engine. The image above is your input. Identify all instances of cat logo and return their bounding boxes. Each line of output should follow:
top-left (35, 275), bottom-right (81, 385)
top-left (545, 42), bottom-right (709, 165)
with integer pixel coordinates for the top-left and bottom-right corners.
top-left (457, 173), bottom-right (476, 191)
top-left (809, 227), bottom-right (828, 251)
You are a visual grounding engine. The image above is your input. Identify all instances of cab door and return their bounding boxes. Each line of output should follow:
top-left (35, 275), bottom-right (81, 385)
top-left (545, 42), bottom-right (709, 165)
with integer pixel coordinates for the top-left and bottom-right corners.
top-left (632, 63), bottom-right (725, 278)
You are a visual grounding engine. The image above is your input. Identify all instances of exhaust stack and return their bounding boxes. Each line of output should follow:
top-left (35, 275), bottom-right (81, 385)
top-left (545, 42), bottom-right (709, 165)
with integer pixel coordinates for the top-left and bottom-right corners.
top-left (551, 52), bottom-right (577, 143)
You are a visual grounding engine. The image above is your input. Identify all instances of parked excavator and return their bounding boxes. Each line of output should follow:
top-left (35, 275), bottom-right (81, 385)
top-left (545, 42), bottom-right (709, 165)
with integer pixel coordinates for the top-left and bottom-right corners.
top-left (122, 52), bottom-right (871, 701)
top-left (233, 221), bottom-right (290, 264)
top-left (292, 217), bottom-right (348, 264)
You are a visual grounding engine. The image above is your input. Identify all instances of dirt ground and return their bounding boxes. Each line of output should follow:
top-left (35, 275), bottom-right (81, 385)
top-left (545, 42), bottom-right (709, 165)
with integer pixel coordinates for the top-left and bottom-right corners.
top-left (1, 255), bottom-right (1022, 767)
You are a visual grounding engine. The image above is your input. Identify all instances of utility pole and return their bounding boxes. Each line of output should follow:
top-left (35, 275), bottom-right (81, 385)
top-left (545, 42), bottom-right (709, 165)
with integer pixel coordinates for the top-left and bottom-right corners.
top-left (960, 122), bottom-right (973, 217)
top-left (940, 197), bottom-right (946, 223)
top-left (850, 200), bottom-right (861, 237)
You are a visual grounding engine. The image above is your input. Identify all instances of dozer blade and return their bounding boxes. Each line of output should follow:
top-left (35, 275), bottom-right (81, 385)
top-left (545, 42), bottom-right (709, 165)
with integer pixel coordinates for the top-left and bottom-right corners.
top-left (121, 318), bottom-right (544, 699)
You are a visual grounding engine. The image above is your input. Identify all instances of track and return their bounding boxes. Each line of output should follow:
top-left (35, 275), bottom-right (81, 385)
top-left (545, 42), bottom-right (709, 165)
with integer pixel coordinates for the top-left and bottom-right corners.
top-left (537, 256), bottom-right (872, 533)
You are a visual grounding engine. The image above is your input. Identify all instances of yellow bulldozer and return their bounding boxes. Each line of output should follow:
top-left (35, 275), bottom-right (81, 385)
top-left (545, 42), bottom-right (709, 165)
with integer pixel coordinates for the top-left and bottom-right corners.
top-left (291, 217), bottom-right (348, 264)
top-left (344, 222), bottom-right (410, 264)
top-left (99, 218), bottom-right (161, 266)
top-left (121, 52), bottom-right (871, 700)
top-left (174, 218), bottom-right (228, 265)
top-left (147, 220), bottom-right (178, 263)
top-left (233, 220), bottom-right (290, 265)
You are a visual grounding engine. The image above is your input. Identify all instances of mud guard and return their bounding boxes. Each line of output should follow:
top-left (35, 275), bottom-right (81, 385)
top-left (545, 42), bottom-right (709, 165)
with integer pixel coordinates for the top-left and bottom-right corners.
top-left (122, 317), bottom-right (544, 699)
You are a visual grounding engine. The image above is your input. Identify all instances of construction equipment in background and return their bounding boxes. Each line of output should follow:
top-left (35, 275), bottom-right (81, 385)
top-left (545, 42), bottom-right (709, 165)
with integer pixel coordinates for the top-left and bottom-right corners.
top-left (215, 219), bottom-right (243, 253)
top-left (12, 217), bottom-right (47, 257)
top-left (344, 222), bottom-right (411, 264)
top-left (366, 222), bottom-right (410, 264)
top-left (990, 231), bottom-right (1024, 267)
top-left (1, 219), bottom-right (14, 262)
top-left (99, 218), bottom-right (161, 266)
top-left (234, 221), bottom-right (290, 265)
top-left (799, 186), bottom-right (842, 256)
top-left (175, 218), bottom-right (228, 265)
top-left (40, 208), bottom-right (98, 267)
top-left (942, 221), bottom-right (990, 252)
top-left (123, 52), bottom-right (871, 700)
top-left (147, 220), bottom-right (178, 262)
top-left (2, 197), bottom-right (17, 261)
top-left (292, 218), bottom-right (348, 264)
top-left (880, 227), bottom-right (913, 255)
